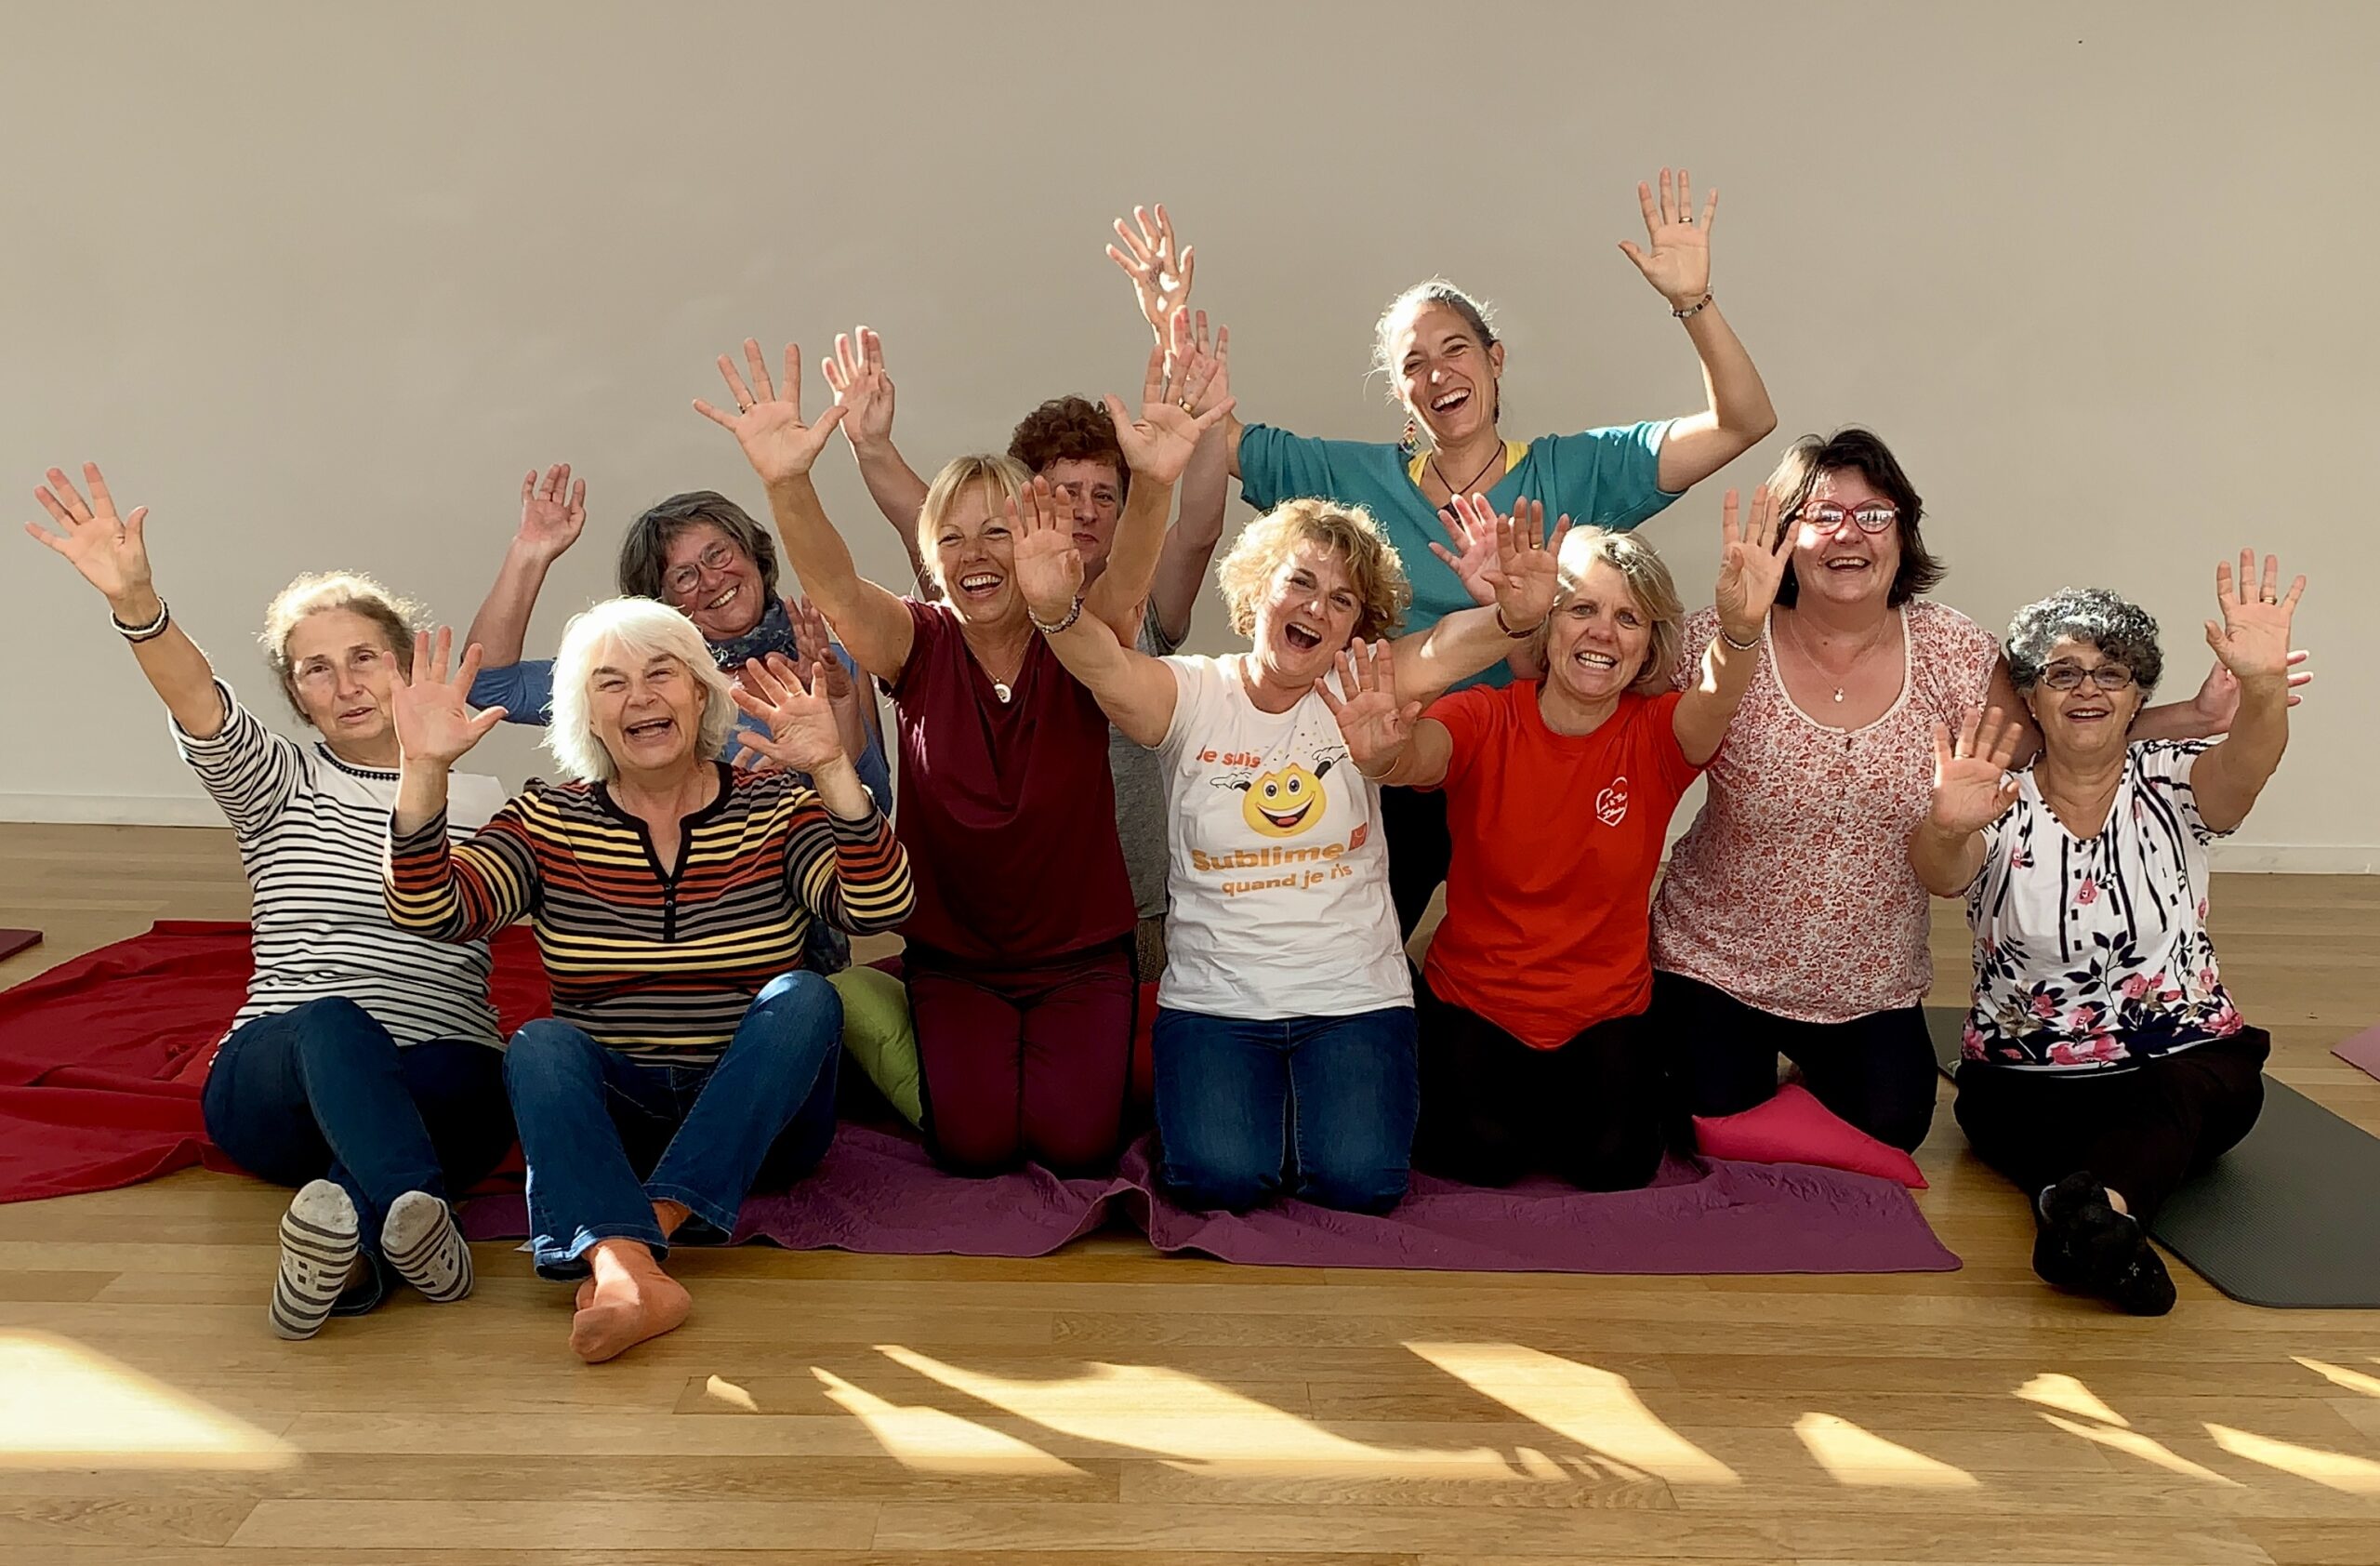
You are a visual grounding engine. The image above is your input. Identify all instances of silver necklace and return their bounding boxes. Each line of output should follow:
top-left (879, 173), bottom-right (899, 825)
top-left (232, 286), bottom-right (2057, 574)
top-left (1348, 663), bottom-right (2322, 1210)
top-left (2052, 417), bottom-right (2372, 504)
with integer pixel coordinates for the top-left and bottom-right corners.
top-left (1783, 611), bottom-right (1888, 703)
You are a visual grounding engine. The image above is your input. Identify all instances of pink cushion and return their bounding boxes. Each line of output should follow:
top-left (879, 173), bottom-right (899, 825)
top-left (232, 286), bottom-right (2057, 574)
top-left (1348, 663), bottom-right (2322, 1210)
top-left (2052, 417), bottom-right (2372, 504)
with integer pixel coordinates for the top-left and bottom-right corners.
top-left (1692, 1084), bottom-right (1927, 1188)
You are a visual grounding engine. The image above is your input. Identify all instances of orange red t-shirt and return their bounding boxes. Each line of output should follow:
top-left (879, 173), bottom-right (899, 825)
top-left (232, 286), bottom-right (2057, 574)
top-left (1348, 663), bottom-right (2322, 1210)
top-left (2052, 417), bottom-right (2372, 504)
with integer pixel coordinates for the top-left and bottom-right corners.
top-left (1421, 683), bottom-right (1703, 1049)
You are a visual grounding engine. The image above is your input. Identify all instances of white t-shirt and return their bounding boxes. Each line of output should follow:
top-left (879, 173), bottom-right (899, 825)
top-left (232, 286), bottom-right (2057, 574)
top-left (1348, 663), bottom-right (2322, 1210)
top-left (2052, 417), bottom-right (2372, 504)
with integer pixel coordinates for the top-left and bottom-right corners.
top-left (1152, 655), bottom-right (1411, 1020)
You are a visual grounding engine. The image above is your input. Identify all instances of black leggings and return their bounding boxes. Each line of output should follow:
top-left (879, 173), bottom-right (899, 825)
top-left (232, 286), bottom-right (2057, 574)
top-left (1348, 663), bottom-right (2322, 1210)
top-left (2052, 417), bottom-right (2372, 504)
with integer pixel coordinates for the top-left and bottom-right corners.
top-left (1952, 1029), bottom-right (2269, 1225)
top-left (1382, 785), bottom-right (1452, 940)
top-left (1413, 973), bottom-right (1664, 1191)
top-left (1651, 970), bottom-right (1940, 1153)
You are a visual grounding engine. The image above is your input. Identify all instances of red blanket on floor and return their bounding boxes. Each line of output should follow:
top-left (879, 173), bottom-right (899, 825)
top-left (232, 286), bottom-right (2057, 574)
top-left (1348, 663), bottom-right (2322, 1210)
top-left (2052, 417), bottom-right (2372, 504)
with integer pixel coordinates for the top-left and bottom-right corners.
top-left (0, 921), bottom-right (552, 1204)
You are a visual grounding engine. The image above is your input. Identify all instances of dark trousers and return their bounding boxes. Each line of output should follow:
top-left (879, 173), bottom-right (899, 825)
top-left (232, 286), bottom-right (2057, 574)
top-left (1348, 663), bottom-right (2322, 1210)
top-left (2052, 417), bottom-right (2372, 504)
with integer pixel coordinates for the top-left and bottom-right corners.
top-left (202, 997), bottom-right (514, 1248)
top-left (1382, 784), bottom-right (1452, 940)
top-left (1414, 975), bottom-right (1666, 1191)
top-left (1652, 970), bottom-right (1941, 1153)
top-left (1953, 1029), bottom-right (2269, 1224)
top-left (906, 940), bottom-right (1136, 1177)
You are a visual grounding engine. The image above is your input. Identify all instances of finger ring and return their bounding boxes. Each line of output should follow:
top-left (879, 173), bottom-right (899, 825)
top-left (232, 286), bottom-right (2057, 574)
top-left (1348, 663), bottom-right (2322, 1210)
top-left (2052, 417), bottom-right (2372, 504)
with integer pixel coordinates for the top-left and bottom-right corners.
top-left (1177, 397), bottom-right (1195, 413)
top-left (736, 403), bottom-right (753, 414)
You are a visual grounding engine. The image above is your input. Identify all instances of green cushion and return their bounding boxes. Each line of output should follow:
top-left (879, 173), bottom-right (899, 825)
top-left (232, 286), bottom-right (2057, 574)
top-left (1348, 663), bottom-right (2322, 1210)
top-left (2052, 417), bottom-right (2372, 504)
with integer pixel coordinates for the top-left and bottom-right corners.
top-left (828, 965), bottom-right (922, 1128)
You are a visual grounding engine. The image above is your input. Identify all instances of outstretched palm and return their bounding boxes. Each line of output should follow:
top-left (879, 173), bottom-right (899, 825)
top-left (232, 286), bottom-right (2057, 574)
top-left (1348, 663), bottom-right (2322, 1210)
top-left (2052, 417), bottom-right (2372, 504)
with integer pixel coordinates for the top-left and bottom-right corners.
top-left (391, 628), bottom-right (506, 766)
top-left (693, 339), bottom-right (847, 486)
top-left (25, 463), bottom-right (152, 606)
top-left (1492, 498), bottom-right (1568, 632)
top-left (731, 655), bottom-right (846, 776)
top-left (1011, 478), bottom-right (1086, 623)
top-left (1107, 327), bottom-right (1232, 485)
top-left (821, 328), bottom-right (895, 450)
top-left (1712, 485), bottom-right (1791, 639)
top-left (1617, 166), bottom-right (1716, 308)
top-left (1928, 706), bottom-right (2024, 835)
top-left (2204, 549), bottom-right (2305, 683)
top-left (515, 463), bottom-right (587, 563)
top-left (1106, 203), bottom-right (1196, 340)
top-left (1317, 640), bottom-right (1421, 775)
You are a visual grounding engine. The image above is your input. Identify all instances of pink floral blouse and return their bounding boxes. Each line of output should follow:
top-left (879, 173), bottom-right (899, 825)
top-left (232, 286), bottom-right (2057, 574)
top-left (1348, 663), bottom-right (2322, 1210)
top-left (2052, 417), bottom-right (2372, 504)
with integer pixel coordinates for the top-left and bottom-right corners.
top-left (1651, 600), bottom-right (2001, 1024)
top-left (1960, 740), bottom-right (2241, 1069)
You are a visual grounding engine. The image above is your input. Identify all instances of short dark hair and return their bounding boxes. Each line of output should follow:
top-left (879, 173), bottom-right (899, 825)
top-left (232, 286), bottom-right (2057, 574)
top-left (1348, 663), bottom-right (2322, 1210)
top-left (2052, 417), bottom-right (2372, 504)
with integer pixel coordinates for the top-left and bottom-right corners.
top-left (1767, 429), bottom-right (1946, 609)
top-left (615, 491), bottom-right (778, 604)
top-left (1008, 396), bottom-right (1129, 499)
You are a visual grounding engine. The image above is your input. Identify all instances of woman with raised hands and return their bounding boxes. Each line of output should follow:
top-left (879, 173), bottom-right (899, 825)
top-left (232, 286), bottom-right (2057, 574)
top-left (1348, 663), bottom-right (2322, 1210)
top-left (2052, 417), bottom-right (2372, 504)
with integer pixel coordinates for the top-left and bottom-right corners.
top-left (1912, 560), bottom-right (2303, 1314)
top-left (462, 470), bottom-right (892, 829)
top-left (1012, 483), bottom-right (1559, 1214)
top-left (22, 463), bottom-right (513, 1342)
top-left (1342, 491), bottom-right (1790, 1189)
top-left (822, 301), bottom-right (1236, 979)
top-left (695, 335), bottom-right (1227, 1179)
top-left (1149, 170), bottom-right (1779, 935)
top-left (384, 601), bottom-right (914, 1362)
top-left (1647, 430), bottom-right (2310, 1155)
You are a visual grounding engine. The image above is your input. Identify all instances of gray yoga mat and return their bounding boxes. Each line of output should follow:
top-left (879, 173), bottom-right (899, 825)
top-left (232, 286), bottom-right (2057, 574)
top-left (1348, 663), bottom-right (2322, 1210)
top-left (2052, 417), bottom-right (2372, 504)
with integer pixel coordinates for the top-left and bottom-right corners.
top-left (1926, 1006), bottom-right (2380, 1307)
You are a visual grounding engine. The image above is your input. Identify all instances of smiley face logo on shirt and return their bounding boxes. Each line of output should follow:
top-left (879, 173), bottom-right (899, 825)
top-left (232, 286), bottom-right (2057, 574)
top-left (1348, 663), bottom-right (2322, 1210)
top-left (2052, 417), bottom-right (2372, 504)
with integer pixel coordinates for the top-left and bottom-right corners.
top-left (1239, 761), bottom-right (1330, 837)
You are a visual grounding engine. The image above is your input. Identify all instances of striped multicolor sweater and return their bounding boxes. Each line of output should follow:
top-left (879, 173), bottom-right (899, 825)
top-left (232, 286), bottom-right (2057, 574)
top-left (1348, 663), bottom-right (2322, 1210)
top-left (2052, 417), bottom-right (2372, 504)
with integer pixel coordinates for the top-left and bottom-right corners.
top-left (386, 762), bottom-right (913, 1066)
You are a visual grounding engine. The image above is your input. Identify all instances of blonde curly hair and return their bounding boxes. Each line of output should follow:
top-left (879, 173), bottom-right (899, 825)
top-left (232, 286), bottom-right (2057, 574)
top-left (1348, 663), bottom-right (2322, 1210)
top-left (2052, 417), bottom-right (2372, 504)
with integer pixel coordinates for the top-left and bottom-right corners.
top-left (1216, 498), bottom-right (1411, 644)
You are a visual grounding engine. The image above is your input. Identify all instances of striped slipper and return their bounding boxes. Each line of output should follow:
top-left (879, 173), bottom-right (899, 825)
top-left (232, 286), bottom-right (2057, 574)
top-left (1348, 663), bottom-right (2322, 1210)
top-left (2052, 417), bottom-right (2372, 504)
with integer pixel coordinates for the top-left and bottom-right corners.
top-left (271, 1180), bottom-right (360, 1340)
top-left (382, 1190), bottom-right (472, 1304)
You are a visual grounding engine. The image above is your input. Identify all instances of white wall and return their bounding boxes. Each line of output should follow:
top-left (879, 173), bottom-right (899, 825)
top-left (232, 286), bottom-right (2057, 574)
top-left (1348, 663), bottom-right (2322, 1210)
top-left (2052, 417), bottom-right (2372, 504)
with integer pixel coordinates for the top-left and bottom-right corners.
top-left (4, 1), bottom-right (2374, 867)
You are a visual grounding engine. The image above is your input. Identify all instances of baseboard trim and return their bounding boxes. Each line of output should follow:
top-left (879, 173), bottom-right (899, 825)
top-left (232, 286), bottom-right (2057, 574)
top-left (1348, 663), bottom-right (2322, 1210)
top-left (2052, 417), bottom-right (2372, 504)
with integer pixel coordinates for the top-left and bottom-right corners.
top-left (0, 793), bottom-right (226, 828)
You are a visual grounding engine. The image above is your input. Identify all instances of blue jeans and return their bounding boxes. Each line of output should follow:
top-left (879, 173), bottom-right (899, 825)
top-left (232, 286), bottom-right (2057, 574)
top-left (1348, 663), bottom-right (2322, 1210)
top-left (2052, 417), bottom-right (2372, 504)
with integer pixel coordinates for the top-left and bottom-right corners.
top-left (201, 997), bottom-right (514, 1310)
top-left (1151, 1004), bottom-right (1418, 1214)
top-left (502, 971), bottom-right (842, 1278)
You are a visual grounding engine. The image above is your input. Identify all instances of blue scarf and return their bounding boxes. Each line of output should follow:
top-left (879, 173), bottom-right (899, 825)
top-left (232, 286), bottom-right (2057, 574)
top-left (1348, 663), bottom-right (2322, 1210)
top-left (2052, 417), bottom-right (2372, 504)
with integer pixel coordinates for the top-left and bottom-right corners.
top-left (705, 593), bottom-right (799, 672)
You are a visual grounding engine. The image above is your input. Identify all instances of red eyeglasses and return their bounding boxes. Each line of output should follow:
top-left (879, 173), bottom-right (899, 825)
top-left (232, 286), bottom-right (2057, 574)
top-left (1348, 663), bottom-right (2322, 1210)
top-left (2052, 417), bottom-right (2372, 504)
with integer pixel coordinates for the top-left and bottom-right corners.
top-left (1798, 500), bottom-right (1899, 535)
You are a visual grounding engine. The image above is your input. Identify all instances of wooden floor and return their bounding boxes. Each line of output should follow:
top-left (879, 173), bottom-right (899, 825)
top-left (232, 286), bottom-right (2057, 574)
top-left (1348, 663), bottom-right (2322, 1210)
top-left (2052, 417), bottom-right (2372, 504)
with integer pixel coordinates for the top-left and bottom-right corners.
top-left (3, 822), bottom-right (2378, 1566)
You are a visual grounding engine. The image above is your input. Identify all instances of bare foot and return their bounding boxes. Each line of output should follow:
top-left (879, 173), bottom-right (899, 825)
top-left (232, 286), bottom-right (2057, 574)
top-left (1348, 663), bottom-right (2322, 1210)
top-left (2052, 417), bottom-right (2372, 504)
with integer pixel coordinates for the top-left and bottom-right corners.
top-left (567, 1240), bottom-right (691, 1363)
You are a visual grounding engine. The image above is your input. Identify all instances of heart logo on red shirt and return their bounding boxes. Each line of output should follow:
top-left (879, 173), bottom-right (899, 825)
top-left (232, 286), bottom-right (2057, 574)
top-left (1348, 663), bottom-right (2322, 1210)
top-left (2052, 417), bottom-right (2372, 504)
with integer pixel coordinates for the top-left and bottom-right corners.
top-left (1594, 776), bottom-right (1630, 827)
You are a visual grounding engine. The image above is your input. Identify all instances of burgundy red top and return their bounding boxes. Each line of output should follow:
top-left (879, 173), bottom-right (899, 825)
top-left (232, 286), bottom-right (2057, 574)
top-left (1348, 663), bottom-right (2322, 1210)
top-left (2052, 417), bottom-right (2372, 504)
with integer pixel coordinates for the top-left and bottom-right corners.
top-left (887, 600), bottom-right (1133, 964)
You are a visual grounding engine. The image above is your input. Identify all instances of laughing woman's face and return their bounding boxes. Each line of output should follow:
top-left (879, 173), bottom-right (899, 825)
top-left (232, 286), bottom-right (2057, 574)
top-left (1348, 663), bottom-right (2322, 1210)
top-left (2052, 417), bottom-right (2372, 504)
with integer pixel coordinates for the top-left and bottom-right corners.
top-left (589, 647), bottom-right (705, 777)
top-left (662, 523), bottom-right (767, 642)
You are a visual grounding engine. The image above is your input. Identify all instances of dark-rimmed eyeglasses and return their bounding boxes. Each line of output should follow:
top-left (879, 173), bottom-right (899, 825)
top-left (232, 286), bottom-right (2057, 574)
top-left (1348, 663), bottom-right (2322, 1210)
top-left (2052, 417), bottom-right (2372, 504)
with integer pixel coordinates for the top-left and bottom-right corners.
top-left (2040, 662), bottom-right (2136, 694)
top-left (667, 540), bottom-right (739, 598)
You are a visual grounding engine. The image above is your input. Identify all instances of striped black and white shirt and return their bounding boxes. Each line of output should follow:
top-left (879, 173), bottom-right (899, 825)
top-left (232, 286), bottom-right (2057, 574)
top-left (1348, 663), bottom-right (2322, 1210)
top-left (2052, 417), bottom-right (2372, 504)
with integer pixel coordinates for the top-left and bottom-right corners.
top-left (177, 681), bottom-right (506, 1052)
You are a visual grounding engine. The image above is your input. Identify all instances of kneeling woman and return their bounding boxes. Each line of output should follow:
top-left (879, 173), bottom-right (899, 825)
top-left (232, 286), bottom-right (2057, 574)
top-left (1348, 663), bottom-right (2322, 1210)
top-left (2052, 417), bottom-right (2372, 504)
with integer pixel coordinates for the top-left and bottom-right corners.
top-left (1913, 558), bottom-right (2301, 1314)
top-left (385, 600), bottom-right (913, 1361)
top-left (1017, 486), bottom-right (1558, 1213)
top-left (1348, 492), bottom-right (1788, 1188)
top-left (23, 463), bottom-right (512, 1340)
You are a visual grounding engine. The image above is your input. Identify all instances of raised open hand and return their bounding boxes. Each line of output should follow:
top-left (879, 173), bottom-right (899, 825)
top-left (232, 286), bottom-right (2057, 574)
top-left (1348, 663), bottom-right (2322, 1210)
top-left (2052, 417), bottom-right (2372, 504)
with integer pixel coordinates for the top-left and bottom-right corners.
top-left (1167, 308), bottom-right (1233, 418)
top-left (1491, 498), bottom-right (1569, 633)
top-left (2185, 648), bottom-right (2311, 733)
top-left (1712, 486), bottom-right (1791, 642)
top-left (1106, 203), bottom-right (1195, 341)
top-left (1429, 492), bottom-right (1502, 607)
top-left (1011, 476), bottom-right (1086, 624)
top-left (2203, 549), bottom-right (2305, 684)
top-left (789, 597), bottom-right (855, 706)
top-left (730, 654), bottom-right (846, 776)
top-left (25, 462), bottom-right (153, 610)
top-left (1317, 640), bottom-right (1423, 776)
top-left (515, 463), bottom-right (587, 563)
top-left (821, 328), bottom-right (896, 453)
top-left (1107, 328), bottom-right (1233, 485)
top-left (1617, 166), bottom-right (1716, 309)
top-left (693, 339), bottom-right (847, 486)
top-left (1927, 706), bottom-right (2024, 835)
top-left (390, 628), bottom-right (506, 767)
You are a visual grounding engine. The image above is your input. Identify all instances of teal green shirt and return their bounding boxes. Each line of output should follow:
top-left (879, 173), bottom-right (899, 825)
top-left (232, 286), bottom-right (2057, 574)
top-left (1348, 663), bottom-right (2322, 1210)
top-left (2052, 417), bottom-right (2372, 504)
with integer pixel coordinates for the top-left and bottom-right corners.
top-left (1238, 421), bottom-right (1680, 688)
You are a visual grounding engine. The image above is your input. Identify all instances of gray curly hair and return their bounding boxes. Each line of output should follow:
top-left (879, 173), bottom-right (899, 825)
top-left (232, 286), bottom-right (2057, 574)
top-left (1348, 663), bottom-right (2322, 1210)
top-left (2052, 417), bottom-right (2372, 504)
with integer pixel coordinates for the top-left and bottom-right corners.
top-left (2004, 587), bottom-right (2164, 697)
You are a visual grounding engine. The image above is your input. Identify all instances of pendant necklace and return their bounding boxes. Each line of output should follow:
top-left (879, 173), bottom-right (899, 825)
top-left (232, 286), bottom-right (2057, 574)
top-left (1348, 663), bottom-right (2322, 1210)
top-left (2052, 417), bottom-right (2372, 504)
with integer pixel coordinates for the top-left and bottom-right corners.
top-left (1785, 611), bottom-right (1884, 704)
top-left (992, 680), bottom-right (1012, 704)
top-left (1427, 441), bottom-right (1505, 501)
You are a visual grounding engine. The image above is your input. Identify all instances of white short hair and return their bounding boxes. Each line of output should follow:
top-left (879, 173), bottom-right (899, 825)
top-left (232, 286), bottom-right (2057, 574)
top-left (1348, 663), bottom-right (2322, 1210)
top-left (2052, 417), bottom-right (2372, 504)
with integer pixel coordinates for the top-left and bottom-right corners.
top-left (545, 597), bottom-right (736, 783)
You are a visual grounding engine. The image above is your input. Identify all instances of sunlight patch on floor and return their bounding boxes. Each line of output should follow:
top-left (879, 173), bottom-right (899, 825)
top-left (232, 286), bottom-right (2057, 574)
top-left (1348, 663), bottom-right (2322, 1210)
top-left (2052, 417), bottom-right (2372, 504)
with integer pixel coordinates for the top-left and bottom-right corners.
top-left (2035, 1412), bottom-right (2240, 1485)
top-left (1792, 1413), bottom-right (1977, 1488)
top-left (2294, 1357), bottom-right (2380, 1398)
top-left (876, 1345), bottom-right (1527, 1477)
top-left (2016, 1372), bottom-right (2128, 1426)
top-left (1404, 1341), bottom-right (1739, 1486)
top-left (0, 1332), bottom-right (295, 1469)
top-left (812, 1367), bottom-right (1086, 1476)
top-left (2205, 1424), bottom-right (2380, 1493)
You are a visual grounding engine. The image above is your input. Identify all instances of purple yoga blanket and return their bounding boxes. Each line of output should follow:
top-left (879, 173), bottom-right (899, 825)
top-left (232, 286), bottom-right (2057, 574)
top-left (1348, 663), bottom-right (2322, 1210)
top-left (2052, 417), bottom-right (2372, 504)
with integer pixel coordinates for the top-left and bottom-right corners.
top-left (2332, 1025), bottom-right (2380, 1083)
top-left (461, 1127), bottom-right (1958, 1275)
